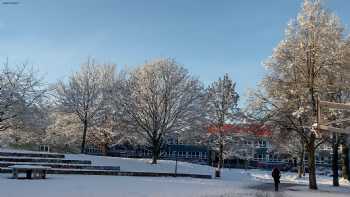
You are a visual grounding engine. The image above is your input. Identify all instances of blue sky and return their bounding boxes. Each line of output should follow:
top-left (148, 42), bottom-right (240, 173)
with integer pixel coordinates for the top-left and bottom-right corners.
top-left (0, 0), bottom-right (349, 104)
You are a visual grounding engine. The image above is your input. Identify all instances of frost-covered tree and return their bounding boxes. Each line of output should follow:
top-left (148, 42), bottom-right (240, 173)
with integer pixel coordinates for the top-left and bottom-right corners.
top-left (341, 136), bottom-right (350, 180)
top-left (0, 62), bottom-right (47, 132)
top-left (248, 0), bottom-right (347, 189)
top-left (337, 37), bottom-right (350, 181)
top-left (271, 129), bottom-right (306, 178)
top-left (116, 58), bottom-right (203, 164)
top-left (87, 114), bottom-right (115, 155)
top-left (56, 59), bottom-right (116, 153)
top-left (0, 103), bottom-right (50, 149)
top-left (224, 130), bottom-right (254, 169)
top-left (44, 111), bottom-right (82, 153)
top-left (206, 74), bottom-right (239, 169)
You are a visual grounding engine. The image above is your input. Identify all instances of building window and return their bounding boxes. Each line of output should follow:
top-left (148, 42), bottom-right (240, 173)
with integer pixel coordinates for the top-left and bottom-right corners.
top-left (39, 145), bottom-right (50, 152)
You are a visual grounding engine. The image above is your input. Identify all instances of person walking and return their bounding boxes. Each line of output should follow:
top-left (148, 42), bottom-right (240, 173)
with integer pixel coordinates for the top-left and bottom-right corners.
top-left (272, 167), bottom-right (281, 191)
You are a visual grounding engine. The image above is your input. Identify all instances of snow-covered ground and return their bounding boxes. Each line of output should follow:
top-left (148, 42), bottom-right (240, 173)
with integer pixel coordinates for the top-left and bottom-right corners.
top-left (249, 168), bottom-right (350, 186)
top-left (0, 169), bottom-right (349, 197)
top-left (66, 153), bottom-right (213, 175)
top-left (0, 149), bottom-right (349, 197)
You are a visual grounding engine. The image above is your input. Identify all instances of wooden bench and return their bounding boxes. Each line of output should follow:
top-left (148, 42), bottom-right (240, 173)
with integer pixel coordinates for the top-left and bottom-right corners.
top-left (9, 165), bottom-right (51, 179)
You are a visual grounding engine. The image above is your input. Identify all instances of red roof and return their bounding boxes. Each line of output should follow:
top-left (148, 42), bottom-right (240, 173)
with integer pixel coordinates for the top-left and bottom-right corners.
top-left (208, 124), bottom-right (272, 137)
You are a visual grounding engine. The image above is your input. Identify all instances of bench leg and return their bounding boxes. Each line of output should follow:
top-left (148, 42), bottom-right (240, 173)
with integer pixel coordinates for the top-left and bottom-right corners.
top-left (12, 169), bottom-right (18, 179)
top-left (33, 171), bottom-right (38, 179)
top-left (41, 170), bottom-right (46, 179)
top-left (26, 170), bottom-right (32, 179)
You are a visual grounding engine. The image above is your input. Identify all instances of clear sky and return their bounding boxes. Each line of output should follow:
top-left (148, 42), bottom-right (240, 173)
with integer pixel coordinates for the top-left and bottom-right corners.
top-left (0, 0), bottom-right (349, 104)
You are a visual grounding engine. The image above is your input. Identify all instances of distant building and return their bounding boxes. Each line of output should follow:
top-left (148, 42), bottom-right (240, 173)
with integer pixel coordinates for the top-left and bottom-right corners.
top-left (104, 142), bottom-right (213, 165)
top-left (161, 144), bottom-right (211, 165)
top-left (212, 124), bottom-right (337, 170)
top-left (84, 124), bottom-right (337, 170)
top-left (108, 144), bottom-right (147, 158)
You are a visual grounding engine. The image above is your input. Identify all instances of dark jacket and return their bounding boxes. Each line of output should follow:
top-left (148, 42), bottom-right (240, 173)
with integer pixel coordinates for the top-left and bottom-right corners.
top-left (272, 168), bottom-right (281, 182)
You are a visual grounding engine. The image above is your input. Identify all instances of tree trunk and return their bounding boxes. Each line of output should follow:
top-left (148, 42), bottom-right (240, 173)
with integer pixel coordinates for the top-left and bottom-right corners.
top-left (307, 135), bottom-right (318, 190)
top-left (298, 157), bottom-right (305, 178)
top-left (298, 149), bottom-right (305, 178)
top-left (81, 119), bottom-right (88, 154)
top-left (307, 74), bottom-right (317, 190)
top-left (218, 140), bottom-right (224, 169)
top-left (341, 143), bottom-right (350, 180)
top-left (151, 140), bottom-right (160, 164)
top-left (332, 133), bottom-right (339, 186)
top-left (102, 143), bottom-right (109, 156)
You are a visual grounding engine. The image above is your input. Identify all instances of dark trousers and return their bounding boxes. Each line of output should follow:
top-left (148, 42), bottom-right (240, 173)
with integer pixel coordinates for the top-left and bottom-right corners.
top-left (273, 178), bottom-right (279, 191)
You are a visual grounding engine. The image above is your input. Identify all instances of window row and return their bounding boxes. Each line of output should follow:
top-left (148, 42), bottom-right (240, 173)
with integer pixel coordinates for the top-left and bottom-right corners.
top-left (164, 151), bottom-right (208, 158)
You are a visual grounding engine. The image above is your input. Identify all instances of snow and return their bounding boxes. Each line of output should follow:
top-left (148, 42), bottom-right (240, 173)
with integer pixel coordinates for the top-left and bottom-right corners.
top-left (0, 149), bottom-right (349, 197)
top-left (0, 174), bottom-right (248, 197)
top-left (249, 169), bottom-right (341, 185)
top-left (0, 171), bottom-right (349, 197)
top-left (8, 165), bottom-right (51, 170)
top-left (66, 154), bottom-right (213, 175)
top-left (0, 148), bottom-right (61, 155)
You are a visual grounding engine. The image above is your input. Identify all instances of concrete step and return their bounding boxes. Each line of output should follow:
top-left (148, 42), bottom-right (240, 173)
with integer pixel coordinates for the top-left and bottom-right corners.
top-left (0, 157), bottom-right (91, 165)
top-left (0, 168), bottom-right (210, 179)
top-left (0, 162), bottom-right (120, 170)
top-left (0, 151), bottom-right (65, 159)
top-left (0, 168), bottom-right (120, 175)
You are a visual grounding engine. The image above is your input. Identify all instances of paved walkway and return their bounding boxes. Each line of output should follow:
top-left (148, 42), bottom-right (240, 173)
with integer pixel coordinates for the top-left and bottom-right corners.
top-left (248, 181), bottom-right (350, 197)
top-left (248, 182), bottom-right (301, 192)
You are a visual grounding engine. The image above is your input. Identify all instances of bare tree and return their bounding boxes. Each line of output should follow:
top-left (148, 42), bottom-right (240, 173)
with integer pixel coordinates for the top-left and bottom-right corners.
top-left (56, 59), bottom-right (115, 153)
top-left (206, 74), bottom-right (239, 170)
top-left (338, 38), bottom-right (350, 181)
top-left (341, 136), bottom-right (350, 180)
top-left (223, 125), bottom-right (258, 170)
top-left (87, 114), bottom-right (115, 156)
top-left (116, 58), bottom-right (203, 164)
top-left (271, 129), bottom-right (306, 178)
top-left (0, 62), bottom-right (47, 132)
top-left (248, 0), bottom-right (346, 189)
top-left (44, 111), bottom-right (82, 153)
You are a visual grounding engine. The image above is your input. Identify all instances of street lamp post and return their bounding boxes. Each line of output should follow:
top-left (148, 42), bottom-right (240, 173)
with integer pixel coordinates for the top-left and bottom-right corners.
top-left (175, 151), bottom-right (178, 176)
top-left (174, 135), bottom-right (179, 176)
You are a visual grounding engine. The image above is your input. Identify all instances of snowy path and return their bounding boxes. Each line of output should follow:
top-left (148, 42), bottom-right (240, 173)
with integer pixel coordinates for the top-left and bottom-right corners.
top-left (0, 173), bottom-right (349, 197)
top-left (248, 182), bottom-right (300, 192)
